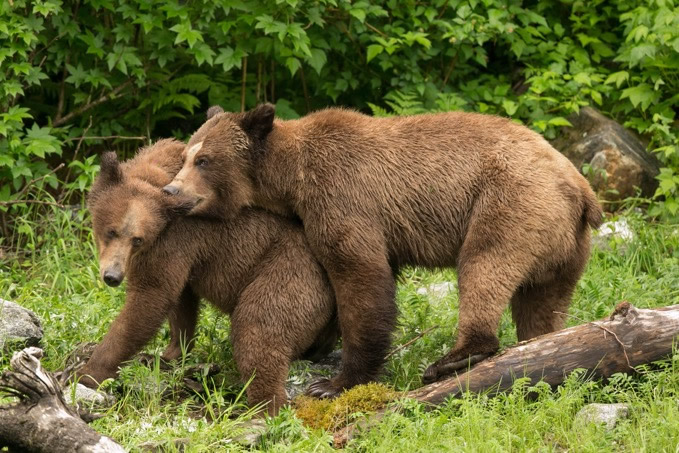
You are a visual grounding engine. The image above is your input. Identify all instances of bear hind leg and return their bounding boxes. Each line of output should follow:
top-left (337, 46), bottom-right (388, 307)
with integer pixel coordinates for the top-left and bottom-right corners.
top-left (511, 241), bottom-right (589, 341)
top-left (422, 248), bottom-right (529, 384)
top-left (161, 287), bottom-right (200, 362)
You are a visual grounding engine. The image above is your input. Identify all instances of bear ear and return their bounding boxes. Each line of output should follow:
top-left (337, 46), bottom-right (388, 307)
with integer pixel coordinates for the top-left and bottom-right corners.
top-left (98, 151), bottom-right (123, 186)
top-left (240, 103), bottom-right (275, 141)
top-left (206, 105), bottom-right (224, 120)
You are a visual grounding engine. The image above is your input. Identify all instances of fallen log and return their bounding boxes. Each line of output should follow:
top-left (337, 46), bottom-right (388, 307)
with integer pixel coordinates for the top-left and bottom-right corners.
top-left (334, 302), bottom-right (679, 447)
top-left (0, 347), bottom-right (124, 453)
top-left (409, 301), bottom-right (679, 403)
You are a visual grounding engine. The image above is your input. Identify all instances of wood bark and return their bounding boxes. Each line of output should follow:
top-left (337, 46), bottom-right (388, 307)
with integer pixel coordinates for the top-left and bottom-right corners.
top-left (334, 302), bottom-right (679, 447)
top-left (0, 347), bottom-right (124, 453)
top-left (409, 302), bottom-right (679, 404)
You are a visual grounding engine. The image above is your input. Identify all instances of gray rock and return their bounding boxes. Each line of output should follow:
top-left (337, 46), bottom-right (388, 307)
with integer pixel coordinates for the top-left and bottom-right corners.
top-left (552, 107), bottom-right (659, 205)
top-left (64, 383), bottom-right (116, 407)
top-left (233, 419), bottom-right (268, 447)
top-left (575, 403), bottom-right (630, 430)
top-left (286, 350), bottom-right (342, 400)
top-left (0, 299), bottom-right (43, 350)
top-left (592, 218), bottom-right (634, 251)
top-left (416, 282), bottom-right (456, 301)
top-left (138, 437), bottom-right (190, 452)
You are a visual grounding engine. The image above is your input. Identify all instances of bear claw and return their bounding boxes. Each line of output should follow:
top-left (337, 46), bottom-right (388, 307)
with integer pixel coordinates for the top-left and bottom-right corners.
top-left (305, 378), bottom-right (343, 399)
top-left (422, 353), bottom-right (491, 384)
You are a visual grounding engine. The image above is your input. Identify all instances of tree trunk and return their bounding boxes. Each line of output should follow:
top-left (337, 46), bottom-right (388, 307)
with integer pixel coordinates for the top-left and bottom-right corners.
top-left (409, 302), bottom-right (679, 404)
top-left (0, 347), bottom-right (124, 453)
top-left (334, 302), bottom-right (679, 447)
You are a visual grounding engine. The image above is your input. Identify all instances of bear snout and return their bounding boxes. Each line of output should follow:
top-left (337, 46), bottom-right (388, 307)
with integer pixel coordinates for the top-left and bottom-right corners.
top-left (103, 269), bottom-right (124, 287)
top-left (162, 184), bottom-right (180, 196)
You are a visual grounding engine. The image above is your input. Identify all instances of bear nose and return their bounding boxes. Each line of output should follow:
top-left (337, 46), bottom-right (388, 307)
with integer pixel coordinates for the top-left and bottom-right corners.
top-left (163, 184), bottom-right (180, 196)
top-left (103, 270), bottom-right (123, 287)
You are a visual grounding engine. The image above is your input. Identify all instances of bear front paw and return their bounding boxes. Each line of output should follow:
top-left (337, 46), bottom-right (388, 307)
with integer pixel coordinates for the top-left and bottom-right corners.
top-left (305, 378), bottom-right (345, 399)
top-left (422, 352), bottom-right (493, 384)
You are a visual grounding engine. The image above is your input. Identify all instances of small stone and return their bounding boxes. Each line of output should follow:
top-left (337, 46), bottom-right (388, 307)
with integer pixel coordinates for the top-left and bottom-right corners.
top-left (592, 218), bottom-right (634, 251)
top-left (64, 383), bottom-right (116, 407)
top-left (0, 299), bottom-right (43, 350)
top-left (286, 350), bottom-right (342, 400)
top-left (416, 282), bottom-right (456, 300)
top-left (575, 403), bottom-right (630, 430)
top-left (139, 438), bottom-right (190, 452)
top-left (233, 419), bottom-right (267, 447)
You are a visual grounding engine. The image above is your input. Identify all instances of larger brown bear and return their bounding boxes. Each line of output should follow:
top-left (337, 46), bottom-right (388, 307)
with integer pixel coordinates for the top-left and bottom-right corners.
top-left (78, 138), bottom-right (338, 414)
top-left (164, 105), bottom-right (603, 398)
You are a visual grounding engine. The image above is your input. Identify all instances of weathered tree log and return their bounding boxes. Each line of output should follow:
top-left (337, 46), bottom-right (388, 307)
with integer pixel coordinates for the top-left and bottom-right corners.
top-left (409, 302), bottom-right (679, 404)
top-left (334, 302), bottom-right (679, 447)
top-left (0, 347), bottom-right (124, 453)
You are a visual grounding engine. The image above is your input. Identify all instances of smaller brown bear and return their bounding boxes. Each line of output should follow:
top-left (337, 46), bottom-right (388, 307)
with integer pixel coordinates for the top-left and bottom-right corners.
top-left (165, 105), bottom-right (603, 399)
top-left (78, 138), bottom-right (338, 415)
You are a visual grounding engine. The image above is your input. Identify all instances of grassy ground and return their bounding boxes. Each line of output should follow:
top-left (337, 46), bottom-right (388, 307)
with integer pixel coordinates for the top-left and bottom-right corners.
top-left (2, 201), bottom-right (679, 452)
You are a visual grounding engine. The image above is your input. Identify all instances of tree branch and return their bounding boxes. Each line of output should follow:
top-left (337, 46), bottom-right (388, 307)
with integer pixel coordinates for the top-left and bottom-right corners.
top-left (53, 80), bottom-right (133, 127)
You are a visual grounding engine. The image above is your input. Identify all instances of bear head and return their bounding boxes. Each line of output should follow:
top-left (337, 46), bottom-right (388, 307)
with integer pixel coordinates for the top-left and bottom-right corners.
top-left (163, 104), bottom-right (276, 219)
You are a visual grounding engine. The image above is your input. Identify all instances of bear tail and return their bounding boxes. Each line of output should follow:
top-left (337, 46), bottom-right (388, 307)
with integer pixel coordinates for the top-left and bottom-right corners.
top-left (582, 189), bottom-right (604, 229)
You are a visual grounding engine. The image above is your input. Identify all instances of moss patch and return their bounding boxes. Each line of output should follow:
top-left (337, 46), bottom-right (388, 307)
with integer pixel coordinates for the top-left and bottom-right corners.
top-left (293, 383), bottom-right (396, 431)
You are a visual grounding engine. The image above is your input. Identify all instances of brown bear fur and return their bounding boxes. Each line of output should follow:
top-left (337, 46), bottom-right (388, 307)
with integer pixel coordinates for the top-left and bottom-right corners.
top-left (78, 138), bottom-right (338, 415)
top-left (166, 105), bottom-right (603, 398)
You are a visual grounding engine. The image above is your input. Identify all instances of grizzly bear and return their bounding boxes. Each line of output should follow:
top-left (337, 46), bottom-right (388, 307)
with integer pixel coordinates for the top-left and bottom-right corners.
top-left (164, 105), bottom-right (603, 398)
top-left (78, 138), bottom-right (338, 415)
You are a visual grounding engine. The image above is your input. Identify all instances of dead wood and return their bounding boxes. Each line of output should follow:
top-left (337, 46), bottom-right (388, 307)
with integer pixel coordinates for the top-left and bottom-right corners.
top-left (0, 347), bottom-right (124, 453)
top-left (334, 302), bottom-right (679, 447)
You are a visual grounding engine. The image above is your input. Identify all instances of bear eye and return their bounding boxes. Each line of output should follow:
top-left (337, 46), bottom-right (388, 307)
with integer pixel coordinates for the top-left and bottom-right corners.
top-left (132, 237), bottom-right (143, 247)
top-left (107, 229), bottom-right (117, 239)
top-left (195, 157), bottom-right (208, 167)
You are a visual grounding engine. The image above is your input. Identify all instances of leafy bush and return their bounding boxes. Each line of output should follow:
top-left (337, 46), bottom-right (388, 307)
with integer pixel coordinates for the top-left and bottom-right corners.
top-left (2, 0), bottom-right (679, 235)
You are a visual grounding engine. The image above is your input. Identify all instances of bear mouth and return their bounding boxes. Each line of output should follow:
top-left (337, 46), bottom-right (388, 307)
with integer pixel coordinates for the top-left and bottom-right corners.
top-left (188, 197), bottom-right (204, 213)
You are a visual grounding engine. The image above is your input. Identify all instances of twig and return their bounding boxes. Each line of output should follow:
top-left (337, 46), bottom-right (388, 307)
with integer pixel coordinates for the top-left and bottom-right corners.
top-left (365, 22), bottom-right (387, 37)
top-left (270, 58), bottom-right (275, 103)
top-left (241, 56), bottom-right (248, 112)
top-left (0, 200), bottom-right (66, 208)
top-left (11, 163), bottom-right (65, 202)
top-left (441, 53), bottom-right (459, 88)
top-left (63, 135), bottom-right (146, 142)
top-left (385, 325), bottom-right (439, 359)
top-left (60, 116), bottom-right (93, 196)
top-left (256, 59), bottom-right (262, 103)
top-left (53, 80), bottom-right (133, 126)
top-left (300, 66), bottom-right (310, 113)
top-left (55, 58), bottom-right (69, 122)
top-left (554, 311), bottom-right (634, 370)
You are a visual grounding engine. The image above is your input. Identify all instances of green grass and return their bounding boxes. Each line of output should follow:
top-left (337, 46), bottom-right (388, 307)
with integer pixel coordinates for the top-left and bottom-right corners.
top-left (2, 203), bottom-right (679, 452)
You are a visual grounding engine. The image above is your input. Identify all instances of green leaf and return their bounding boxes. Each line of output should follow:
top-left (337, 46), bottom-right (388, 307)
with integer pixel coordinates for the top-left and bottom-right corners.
top-left (548, 117), bottom-right (573, 127)
top-left (307, 48), bottom-right (327, 75)
top-left (502, 99), bottom-right (518, 116)
top-left (0, 155), bottom-right (14, 167)
top-left (349, 8), bottom-right (366, 22)
top-left (366, 44), bottom-right (383, 63)
top-left (604, 71), bottom-right (629, 88)
top-left (629, 43), bottom-right (657, 65)
top-left (285, 57), bottom-right (301, 76)
top-left (620, 83), bottom-right (658, 111)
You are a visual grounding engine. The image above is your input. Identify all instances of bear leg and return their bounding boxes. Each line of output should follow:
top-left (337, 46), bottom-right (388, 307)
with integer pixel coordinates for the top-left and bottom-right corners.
top-left (510, 236), bottom-right (590, 341)
top-left (305, 229), bottom-right (397, 399)
top-left (422, 249), bottom-right (527, 384)
top-left (162, 287), bottom-right (200, 361)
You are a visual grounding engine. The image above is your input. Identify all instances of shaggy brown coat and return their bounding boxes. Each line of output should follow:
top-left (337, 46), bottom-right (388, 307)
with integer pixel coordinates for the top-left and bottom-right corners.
top-left (78, 139), bottom-right (337, 414)
top-left (166, 105), bottom-right (603, 398)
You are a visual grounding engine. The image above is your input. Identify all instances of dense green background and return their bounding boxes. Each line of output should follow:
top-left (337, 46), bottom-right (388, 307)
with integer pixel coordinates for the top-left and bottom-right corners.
top-left (2, 0), bottom-right (679, 240)
top-left (3, 2), bottom-right (679, 450)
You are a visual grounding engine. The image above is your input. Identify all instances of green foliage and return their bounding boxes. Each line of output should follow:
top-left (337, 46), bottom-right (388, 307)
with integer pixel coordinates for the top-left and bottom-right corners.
top-left (3, 0), bottom-right (679, 236)
top-left (2, 203), bottom-right (679, 450)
